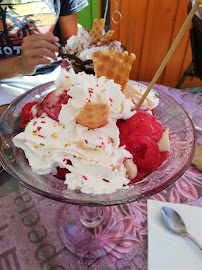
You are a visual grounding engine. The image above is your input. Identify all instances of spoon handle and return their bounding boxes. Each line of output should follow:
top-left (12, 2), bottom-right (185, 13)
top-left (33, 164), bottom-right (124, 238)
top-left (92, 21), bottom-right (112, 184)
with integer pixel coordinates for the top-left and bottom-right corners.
top-left (185, 233), bottom-right (202, 251)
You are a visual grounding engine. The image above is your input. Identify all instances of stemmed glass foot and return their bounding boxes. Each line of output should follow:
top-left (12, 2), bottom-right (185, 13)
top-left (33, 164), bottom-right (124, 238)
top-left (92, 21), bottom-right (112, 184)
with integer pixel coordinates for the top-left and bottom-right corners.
top-left (59, 204), bottom-right (126, 258)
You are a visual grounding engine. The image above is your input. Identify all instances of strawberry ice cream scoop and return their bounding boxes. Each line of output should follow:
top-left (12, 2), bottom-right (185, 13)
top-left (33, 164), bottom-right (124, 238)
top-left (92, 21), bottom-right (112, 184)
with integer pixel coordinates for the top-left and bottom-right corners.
top-left (117, 111), bottom-right (169, 182)
top-left (20, 101), bottom-right (39, 129)
top-left (20, 89), bottom-right (70, 129)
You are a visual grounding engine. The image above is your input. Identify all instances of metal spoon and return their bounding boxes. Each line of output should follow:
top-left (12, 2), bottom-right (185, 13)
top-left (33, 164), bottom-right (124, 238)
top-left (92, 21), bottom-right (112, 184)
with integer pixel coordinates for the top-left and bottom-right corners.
top-left (161, 206), bottom-right (202, 251)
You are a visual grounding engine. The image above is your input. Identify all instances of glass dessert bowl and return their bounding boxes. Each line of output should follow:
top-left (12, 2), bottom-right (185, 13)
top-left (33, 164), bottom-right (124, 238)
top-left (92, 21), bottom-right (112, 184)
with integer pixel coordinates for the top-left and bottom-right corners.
top-left (0, 81), bottom-right (196, 258)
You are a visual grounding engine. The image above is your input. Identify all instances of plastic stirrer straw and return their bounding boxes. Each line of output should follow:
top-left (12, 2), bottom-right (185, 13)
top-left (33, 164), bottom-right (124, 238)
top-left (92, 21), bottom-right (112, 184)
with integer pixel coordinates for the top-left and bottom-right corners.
top-left (104, 0), bottom-right (109, 22)
top-left (134, 1), bottom-right (201, 111)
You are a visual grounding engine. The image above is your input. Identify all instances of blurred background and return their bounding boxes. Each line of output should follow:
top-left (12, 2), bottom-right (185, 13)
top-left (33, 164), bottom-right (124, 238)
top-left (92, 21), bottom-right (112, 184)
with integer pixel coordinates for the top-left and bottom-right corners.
top-left (77, 0), bottom-right (202, 89)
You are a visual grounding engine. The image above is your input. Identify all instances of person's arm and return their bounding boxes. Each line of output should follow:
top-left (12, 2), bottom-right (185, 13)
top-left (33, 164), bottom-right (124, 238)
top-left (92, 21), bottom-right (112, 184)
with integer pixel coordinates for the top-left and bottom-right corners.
top-left (57, 13), bottom-right (78, 45)
top-left (0, 32), bottom-right (59, 80)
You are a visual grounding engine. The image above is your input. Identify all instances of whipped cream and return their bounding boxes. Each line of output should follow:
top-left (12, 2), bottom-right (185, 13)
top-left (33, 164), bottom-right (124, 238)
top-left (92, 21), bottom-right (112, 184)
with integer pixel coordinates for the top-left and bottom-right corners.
top-left (64, 27), bottom-right (124, 60)
top-left (58, 69), bottom-right (136, 123)
top-left (13, 115), bottom-right (132, 194)
top-left (124, 82), bottom-right (159, 111)
top-left (13, 68), bottom-right (161, 194)
top-left (65, 27), bottom-right (92, 55)
top-left (78, 41), bottom-right (123, 61)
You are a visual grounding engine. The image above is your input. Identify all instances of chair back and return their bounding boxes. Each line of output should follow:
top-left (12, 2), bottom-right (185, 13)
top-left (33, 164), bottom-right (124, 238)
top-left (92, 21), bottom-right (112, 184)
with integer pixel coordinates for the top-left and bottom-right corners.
top-left (188, 2), bottom-right (202, 80)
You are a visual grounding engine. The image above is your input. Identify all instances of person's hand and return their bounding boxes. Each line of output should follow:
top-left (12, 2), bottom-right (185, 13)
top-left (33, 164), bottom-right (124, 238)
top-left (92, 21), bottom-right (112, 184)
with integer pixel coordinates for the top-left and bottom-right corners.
top-left (19, 32), bottom-right (60, 75)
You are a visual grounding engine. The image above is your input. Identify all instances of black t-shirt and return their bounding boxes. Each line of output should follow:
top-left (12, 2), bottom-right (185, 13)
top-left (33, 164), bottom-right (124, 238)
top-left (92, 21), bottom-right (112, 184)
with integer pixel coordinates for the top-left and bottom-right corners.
top-left (0, 0), bottom-right (88, 74)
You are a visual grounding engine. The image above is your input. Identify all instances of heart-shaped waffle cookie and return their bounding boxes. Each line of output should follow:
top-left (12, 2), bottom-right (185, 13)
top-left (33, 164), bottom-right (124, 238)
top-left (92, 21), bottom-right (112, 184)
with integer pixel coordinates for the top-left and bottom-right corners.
top-left (76, 102), bottom-right (109, 129)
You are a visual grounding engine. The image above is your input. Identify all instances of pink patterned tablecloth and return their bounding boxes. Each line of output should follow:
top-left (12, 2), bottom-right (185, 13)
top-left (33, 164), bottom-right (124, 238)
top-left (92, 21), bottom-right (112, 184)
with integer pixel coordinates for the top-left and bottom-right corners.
top-left (0, 84), bottom-right (202, 270)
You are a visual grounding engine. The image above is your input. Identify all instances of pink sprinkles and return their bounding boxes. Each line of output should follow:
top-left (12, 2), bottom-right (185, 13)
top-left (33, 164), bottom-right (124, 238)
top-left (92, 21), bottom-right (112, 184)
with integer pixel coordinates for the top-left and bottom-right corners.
top-left (82, 175), bottom-right (87, 181)
top-left (132, 99), bottom-right (136, 105)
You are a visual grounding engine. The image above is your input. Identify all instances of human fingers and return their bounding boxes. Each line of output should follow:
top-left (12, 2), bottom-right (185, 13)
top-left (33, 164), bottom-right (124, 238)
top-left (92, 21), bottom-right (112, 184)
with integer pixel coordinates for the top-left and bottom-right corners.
top-left (33, 31), bottom-right (61, 47)
top-left (24, 32), bottom-right (59, 44)
top-left (22, 37), bottom-right (59, 55)
top-left (22, 47), bottom-right (58, 62)
top-left (25, 56), bottom-right (51, 66)
top-left (19, 55), bottom-right (51, 76)
top-left (20, 33), bottom-right (60, 75)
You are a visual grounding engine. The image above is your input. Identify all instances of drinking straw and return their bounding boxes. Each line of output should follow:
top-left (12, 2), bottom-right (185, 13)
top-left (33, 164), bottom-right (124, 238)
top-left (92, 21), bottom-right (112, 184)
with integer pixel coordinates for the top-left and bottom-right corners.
top-left (104, 0), bottom-right (109, 22)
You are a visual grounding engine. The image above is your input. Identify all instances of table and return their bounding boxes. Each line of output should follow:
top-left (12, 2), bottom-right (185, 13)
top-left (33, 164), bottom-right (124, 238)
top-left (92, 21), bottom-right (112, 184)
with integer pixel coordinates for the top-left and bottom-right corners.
top-left (0, 83), bottom-right (202, 270)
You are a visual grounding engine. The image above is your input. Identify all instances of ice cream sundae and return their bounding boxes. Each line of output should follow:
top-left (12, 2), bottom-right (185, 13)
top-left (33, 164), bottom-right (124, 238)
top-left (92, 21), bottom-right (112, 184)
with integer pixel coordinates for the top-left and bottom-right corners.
top-left (61, 19), bottom-right (125, 74)
top-left (13, 50), bottom-right (170, 195)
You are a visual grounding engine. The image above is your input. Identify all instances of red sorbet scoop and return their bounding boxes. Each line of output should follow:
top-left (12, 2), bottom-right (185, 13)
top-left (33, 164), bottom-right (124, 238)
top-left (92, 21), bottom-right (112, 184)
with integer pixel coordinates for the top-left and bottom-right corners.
top-left (117, 111), bottom-right (168, 182)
